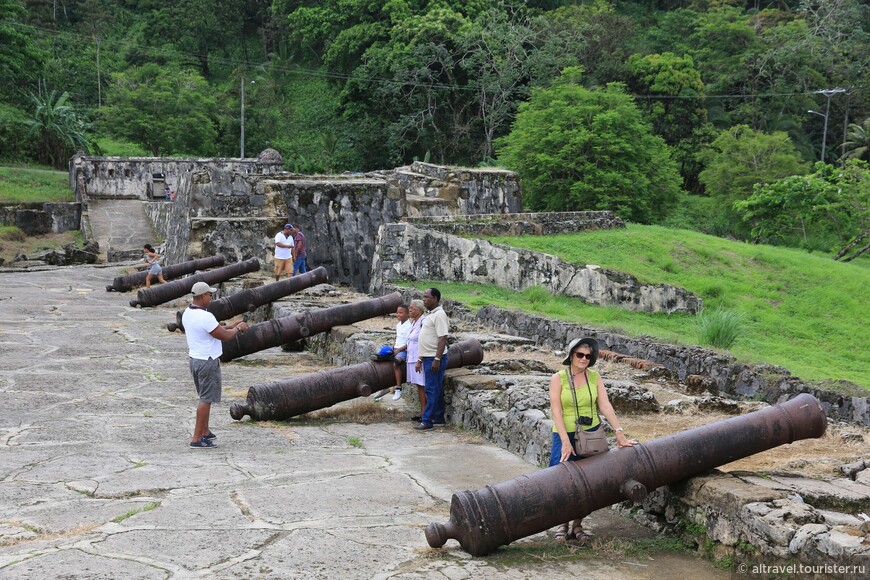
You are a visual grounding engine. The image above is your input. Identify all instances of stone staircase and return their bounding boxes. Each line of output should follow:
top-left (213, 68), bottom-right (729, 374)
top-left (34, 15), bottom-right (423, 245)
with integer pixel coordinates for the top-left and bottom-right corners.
top-left (86, 199), bottom-right (160, 262)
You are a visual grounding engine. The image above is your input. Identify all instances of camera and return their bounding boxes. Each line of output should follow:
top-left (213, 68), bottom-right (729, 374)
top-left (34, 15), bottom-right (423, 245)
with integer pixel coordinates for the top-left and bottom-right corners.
top-left (578, 416), bottom-right (593, 426)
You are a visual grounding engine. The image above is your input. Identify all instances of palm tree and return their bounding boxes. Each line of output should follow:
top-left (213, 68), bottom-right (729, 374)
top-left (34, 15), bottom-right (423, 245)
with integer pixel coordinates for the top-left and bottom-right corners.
top-left (24, 90), bottom-right (90, 168)
top-left (841, 117), bottom-right (870, 162)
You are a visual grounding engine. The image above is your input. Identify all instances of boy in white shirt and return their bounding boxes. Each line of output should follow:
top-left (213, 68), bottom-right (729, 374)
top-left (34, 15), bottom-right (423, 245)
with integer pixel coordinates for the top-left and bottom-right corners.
top-left (374, 305), bottom-right (411, 401)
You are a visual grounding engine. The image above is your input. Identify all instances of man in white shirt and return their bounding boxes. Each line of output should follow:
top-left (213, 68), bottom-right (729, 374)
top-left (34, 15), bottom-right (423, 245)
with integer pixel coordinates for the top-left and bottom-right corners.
top-left (273, 223), bottom-right (295, 281)
top-left (414, 288), bottom-right (449, 430)
top-left (182, 282), bottom-right (249, 448)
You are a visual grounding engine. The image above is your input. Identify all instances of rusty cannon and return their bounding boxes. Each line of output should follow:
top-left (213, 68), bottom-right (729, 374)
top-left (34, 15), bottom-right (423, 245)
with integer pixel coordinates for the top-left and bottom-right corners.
top-left (129, 258), bottom-right (261, 308)
top-left (219, 292), bottom-right (404, 363)
top-left (106, 255), bottom-right (225, 292)
top-left (230, 338), bottom-right (484, 421)
top-left (425, 393), bottom-right (827, 556)
top-left (166, 266), bottom-right (329, 332)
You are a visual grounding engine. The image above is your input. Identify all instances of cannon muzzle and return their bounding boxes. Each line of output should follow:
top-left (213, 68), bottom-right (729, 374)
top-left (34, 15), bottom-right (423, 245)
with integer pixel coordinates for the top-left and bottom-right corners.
top-left (230, 338), bottom-right (484, 421)
top-left (130, 258), bottom-right (260, 307)
top-left (220, 292), bottom-right (404, 362)
top-left (166, 267), bottom-right (329, 332)
top-left (107, 255), bottom-right (225, 292)
top-left (425, 393), bottom-right (827, 556)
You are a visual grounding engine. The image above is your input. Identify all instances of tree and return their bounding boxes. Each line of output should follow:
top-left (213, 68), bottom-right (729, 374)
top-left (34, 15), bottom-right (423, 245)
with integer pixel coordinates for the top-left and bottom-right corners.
top-left (102, 64), bottom-right (217, 156)
top-left (735, 161), bottom-right (870, 257)
top-left (842, 118), bottom-right (870, 162)
top-left (23, 90), bottom-right (91, 168)
top-left (627, 52), bottom-right (709, 192)
top-left (495, 70), bottom-right (682, 223)
top-left (0, 0), bottom-right (42, 100)
top-left (698, 125), bottom-right (808, 202)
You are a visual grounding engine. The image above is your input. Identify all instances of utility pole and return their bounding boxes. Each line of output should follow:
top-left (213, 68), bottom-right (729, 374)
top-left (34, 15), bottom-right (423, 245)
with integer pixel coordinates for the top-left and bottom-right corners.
top-left (240, 76), bottom-right (245, 159)
top-left (808, 88), bottom-right (847, 162)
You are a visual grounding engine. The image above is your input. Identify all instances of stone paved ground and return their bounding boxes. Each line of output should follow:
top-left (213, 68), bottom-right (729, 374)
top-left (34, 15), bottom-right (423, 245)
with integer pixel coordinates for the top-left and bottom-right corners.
top-left (0, 265), bottom-right (728, 579)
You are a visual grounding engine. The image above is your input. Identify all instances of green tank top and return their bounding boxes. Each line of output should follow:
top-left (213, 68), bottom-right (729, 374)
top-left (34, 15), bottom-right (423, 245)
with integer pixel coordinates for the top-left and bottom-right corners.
top-left (552, 368), bottom-right (601, 433)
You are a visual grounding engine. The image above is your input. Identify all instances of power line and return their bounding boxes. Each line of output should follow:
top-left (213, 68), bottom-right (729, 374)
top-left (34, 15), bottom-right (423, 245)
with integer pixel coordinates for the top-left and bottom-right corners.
top-left (8, 20), bottom-right (867, 102)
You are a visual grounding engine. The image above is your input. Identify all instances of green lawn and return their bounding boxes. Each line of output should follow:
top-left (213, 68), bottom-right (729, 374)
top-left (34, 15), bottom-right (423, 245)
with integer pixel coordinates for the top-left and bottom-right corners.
top-left (0, 166), bottom-right (73, 204)
top-left (409, 224), bottom-right (870, 389)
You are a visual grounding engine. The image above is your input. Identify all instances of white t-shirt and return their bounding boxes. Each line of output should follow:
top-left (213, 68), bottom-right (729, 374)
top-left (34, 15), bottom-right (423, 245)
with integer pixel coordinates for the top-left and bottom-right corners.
top-left (395, 319), bottom-right (412, 349)
top-left (182, 306), bottom-right (222, 360)
top-left (274, 232), bottom-right (295, 260)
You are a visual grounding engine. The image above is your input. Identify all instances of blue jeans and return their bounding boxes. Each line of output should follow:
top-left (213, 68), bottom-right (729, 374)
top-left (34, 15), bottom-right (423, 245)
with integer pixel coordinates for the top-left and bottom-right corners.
top-left (293, 256), bottom-right (307, 275)
top-left (548, 425), bottom-right (600, 467)
top-left (421, 354), bottom-right (448, 426)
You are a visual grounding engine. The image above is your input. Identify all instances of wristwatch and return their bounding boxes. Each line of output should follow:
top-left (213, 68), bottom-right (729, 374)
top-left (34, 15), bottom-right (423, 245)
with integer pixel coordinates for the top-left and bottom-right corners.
top-left (614, 427), bottom-right (624, 432)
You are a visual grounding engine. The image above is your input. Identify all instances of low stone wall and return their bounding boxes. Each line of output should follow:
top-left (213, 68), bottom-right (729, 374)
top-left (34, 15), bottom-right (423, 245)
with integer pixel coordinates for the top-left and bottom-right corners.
top-left (404, 210), bottom-right (625, 237)
top-left (453, 304), bottom-right (870, 426)
top-left (370, 222), bottom-right (701, 314)
top-left (0, 203), bottom-right (81, 235)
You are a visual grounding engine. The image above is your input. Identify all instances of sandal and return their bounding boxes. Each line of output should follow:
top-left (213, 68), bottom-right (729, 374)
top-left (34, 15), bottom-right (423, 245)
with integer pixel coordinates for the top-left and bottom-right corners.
top-left (553, 523), bottom-right (569, 542)
top-left (570, 522), bottom-right (593, 545)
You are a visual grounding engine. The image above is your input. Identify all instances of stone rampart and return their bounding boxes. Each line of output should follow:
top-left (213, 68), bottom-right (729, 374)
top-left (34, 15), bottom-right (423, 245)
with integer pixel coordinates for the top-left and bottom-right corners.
top-left (147, 162), bottom-right (523, 291)
top-left (0, 202), bottom-right (82, 235)
top-left (370, 221), bottom-right (701, 314)
top-left (69, 149), bottom-right (284, 202)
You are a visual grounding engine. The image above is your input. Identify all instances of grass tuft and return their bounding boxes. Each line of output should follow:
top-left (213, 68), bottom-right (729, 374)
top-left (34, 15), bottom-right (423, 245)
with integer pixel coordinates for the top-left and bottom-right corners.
top-left (696, 308), bottom-right (742, 349)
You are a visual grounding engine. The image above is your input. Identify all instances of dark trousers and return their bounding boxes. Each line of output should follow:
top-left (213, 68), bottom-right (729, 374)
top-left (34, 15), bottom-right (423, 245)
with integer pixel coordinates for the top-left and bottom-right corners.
top-left (421, 354), bottom-right (448, 426)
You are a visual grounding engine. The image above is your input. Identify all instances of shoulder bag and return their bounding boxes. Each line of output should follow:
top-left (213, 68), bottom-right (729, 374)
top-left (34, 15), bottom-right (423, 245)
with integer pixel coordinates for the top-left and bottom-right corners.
top-left (568, 370), bottom-right (609, 457)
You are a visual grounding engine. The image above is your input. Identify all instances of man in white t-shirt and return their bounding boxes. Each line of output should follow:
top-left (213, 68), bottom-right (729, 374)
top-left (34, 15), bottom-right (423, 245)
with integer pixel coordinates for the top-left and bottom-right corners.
top-left (181, 282), bottom-right (249, 448)
top-left (273, 223), bottom-right (295, 281)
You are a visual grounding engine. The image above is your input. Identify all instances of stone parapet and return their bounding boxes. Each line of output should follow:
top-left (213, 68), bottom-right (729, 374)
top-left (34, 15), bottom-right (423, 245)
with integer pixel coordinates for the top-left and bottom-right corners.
top-left (370, 222), bottom-right (701, 314)
top-left (0, 202), bottom-right (82, 235)
top-left (404, 210), bottom-right (624, 237)
top-left (450, 304), bottom-right (870, 426)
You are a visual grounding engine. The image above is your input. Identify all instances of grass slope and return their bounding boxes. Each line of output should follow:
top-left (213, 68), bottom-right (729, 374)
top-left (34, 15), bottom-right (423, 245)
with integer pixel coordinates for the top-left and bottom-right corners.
top-left (0, 167), bottom-right (73, 203)
top-left (417, 225), bottom-right (869, 388)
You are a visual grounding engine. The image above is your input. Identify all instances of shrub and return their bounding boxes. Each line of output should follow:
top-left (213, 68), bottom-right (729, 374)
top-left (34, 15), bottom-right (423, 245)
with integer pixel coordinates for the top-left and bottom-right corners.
top-left (697, 307), bottom-right (742, 349)
top-left (522, 285), bottom-right (552, 305)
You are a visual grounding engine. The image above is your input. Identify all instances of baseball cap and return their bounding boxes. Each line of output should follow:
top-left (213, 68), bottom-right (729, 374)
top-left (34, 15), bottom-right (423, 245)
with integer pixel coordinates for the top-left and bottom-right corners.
top-left (284, 223), bottom-right (294, 229)
top-left (191, 281), bottom-right (217, 296)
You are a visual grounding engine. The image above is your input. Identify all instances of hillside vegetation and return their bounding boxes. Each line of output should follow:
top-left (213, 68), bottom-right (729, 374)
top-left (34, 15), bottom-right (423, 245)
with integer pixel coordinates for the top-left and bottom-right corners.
top-left (0, 167), bottom-right (73, 203)
top-left (415, 225), bottom-right (869, 389)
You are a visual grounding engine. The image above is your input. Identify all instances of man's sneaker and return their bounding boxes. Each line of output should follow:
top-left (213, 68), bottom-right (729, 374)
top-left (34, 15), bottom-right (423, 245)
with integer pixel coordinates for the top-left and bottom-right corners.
top-left (392, 389), bottom-right (402, 401)
top-left (202, 432), bottom-right (217, 440)
top-left (413, 423), bottom-right (433, 431)
top-left (190, 438), bottom-right (218, 448)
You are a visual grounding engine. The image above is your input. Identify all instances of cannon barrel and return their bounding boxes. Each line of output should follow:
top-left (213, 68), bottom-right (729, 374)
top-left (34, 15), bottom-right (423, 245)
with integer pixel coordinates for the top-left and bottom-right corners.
top-left (230, 338), bottom-right (484, 421)
top-left (425, 393), bottom-right (827, 556)
top-left (107, 255), bottom-right (226, 292)
top-left (220, 292), bottom-right (404, 362)
top-left (130, 258), bottom-right (261, 308)
top-left (166, 267), bottom-right (329, 332)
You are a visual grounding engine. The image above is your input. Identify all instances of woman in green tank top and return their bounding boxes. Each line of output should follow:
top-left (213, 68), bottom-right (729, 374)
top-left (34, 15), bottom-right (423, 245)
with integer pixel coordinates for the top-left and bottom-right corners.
top-left (548, 337), bottom-right (637, 543)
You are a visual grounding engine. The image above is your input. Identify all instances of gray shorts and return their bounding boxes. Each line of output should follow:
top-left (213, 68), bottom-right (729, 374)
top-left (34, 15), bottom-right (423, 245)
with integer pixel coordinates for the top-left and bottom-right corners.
top-left (149, 262), bottom-right (162, 275)
top-left (189, 357), bottom-right (222, 403)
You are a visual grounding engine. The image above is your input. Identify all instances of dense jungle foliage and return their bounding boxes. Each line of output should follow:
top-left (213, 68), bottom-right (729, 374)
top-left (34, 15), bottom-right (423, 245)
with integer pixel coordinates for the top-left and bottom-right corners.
top-left (1, 1), bottom-right (869, 256)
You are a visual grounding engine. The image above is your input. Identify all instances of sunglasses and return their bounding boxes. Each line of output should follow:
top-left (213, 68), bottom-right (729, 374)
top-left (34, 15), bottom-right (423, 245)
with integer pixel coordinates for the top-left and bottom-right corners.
top-left (574, 352), bottom-right (592, 360)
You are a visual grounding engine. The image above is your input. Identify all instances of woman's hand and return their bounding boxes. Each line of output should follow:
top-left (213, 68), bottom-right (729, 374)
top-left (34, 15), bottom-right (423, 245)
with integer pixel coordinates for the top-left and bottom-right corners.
top-left (615, 432), bottom-right (638, 449)
top-left (415, 360), bottom-right (422, 373)
top-left (560, 436), bottom-right (575, 462)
